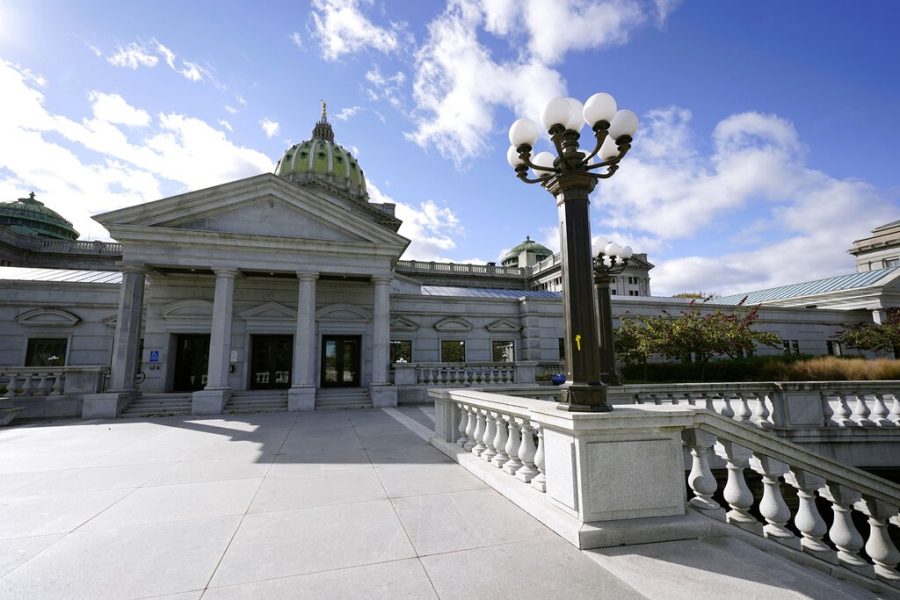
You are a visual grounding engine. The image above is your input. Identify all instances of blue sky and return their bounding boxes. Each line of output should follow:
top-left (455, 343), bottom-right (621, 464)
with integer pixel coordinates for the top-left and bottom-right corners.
top-left (0, 0), bottom-right (897, 296)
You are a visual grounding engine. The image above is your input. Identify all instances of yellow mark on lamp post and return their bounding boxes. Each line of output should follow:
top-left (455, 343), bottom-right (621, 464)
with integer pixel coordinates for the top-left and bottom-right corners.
top-left (575, 334), bottom-right (582, 351)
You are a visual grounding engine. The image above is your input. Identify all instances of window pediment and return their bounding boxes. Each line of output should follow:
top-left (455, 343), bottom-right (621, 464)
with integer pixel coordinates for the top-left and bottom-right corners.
top-left (15, 308), bottom-right (81, 327)
top-left (161, 300), bottom-right (214, 320)
top-left (316, 303), bottom-right (371, 322)
top-left (239, 302), bottom-right (297, 321)
top-left (390, 315), bottom-right (420, 331)
top-left (486, 319), bottom-right (522, 333)
top-left (434, 317), bottom-right (472, 332)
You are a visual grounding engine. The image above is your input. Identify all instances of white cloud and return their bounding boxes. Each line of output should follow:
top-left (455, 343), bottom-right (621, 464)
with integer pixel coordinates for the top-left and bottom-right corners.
top-left (260, 118), bottom-right (280, 138)
top-left (237, 95), bottom-right (247, 106)
top-left (367, 181), bottom-right (464, 261)
top-left (107, 42), bottom-right (158, 69)
top-left (406, 0), bottom-right (673, 166)
top-left (310, 0), bottom-right (406, 61)
top-left (364, 65), bottom-right (406, 109)
top-left (88, 91), bottom-right (150, 127)
top-left (0, 59), bottom-right (272, 239)
top-left (224, 105), bottom-right (238, 115)
top-left (218, 119), bottom-right (233, 132)
top-left (85, 42), bottom-right (102, 57)
top-left (595, 107), bottom-right (896, 296)
top-left (290, 31), bottom-right (304, 49)
top-left (334, 106), bottom-right (361, 121)
top-left (152, 39), bottom-right (208, 82)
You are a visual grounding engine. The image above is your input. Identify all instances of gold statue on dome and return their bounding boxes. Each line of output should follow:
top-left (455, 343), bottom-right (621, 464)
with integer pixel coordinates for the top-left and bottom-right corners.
top-left (321, 100), bottom-right (327, 121)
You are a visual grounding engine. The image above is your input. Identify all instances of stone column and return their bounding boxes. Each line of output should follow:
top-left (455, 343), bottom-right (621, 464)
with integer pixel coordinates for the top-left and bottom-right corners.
top-left (192, 269), bottom-right (237, 415)
top-left (289, 272), bottom-right (318, 411)
top-left (83, 265), bottom-right (146, 419)
top-left (370, 275), bottom-right (397, 408)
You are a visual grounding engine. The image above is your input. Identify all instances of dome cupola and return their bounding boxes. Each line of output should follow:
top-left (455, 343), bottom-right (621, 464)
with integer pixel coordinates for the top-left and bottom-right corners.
top-left (274, 101), bottom-right (368, 202)
top-left (501, 235), bottom-right (553, 268)
top-left (0, 192), bottom-right (79, 240)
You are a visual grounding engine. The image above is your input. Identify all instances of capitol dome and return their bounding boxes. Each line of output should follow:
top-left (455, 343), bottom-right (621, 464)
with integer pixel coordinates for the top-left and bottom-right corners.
top-left (501, 236), bottom-right (553, 268)
top-left (0, 192), bottom-right (79, 240)
top-left (274, 104), bottom-right (368, 202)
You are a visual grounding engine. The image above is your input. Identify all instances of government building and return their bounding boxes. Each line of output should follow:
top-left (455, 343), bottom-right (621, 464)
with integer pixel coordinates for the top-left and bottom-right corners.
top-left (0, 111), bottom-right (893, 419)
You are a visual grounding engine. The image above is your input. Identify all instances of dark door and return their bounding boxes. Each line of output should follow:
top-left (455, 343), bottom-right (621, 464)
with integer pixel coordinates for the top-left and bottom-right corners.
top-left (251, 335), bottom-right (293, 390)
top-left (173, 334), bottom-right (210, 392)
top-left (321, 335), bottom-right (361, 387)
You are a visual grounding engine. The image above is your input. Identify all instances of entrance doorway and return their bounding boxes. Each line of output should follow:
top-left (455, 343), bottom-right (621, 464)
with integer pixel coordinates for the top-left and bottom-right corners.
top-left (321, 335), bottom-right (361, 387)
top-left (250, 335), bottom-right (293, 390)
top-left (173, 334), bottom-right (210, 392)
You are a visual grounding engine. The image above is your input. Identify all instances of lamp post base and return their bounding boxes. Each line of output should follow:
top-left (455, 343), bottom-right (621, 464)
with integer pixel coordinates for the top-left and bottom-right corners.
top-left (558, 384), bottom-right (612, 412)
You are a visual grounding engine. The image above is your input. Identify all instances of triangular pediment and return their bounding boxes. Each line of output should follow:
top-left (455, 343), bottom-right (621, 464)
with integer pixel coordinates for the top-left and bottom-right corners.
top-left (239, 302), bottom-right (297, 321)
top-left (94, 174), bottom-right (408, 250)
top-left (485, 318), bottom-right (521, 333)
top-left (390, 315), bottom-right (420, 331)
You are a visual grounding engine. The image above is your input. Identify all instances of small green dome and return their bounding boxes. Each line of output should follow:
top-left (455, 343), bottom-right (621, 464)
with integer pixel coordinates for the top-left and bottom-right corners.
top-left (502, 235), bottom-right (553, 267)
top-left (0, 192), bottom-right (79, 240)
top-left (274, 106), bottom-right (368, 202)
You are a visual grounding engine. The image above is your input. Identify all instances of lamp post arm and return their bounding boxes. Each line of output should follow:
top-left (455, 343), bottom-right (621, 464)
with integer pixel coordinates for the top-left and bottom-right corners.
top-left (581, 123), bottom-right (611, 165)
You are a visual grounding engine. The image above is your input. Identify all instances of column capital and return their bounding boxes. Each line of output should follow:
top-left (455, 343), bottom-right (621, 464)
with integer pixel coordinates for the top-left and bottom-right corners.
top-left (372, 275), bottom-right (393, 285)
top-left (296, 271), bottom-right (319, 282)
top-left (213, 268), bottom-right (240, 279)
top-left (118, 264), bottom-right (147, 275)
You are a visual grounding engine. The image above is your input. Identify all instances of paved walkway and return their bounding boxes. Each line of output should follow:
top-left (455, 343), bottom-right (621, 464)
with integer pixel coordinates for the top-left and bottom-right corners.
top-left (0, 408), bottom-right (880, 599)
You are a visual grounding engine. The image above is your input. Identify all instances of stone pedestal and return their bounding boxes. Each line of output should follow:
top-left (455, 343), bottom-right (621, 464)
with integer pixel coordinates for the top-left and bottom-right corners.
top-left (288, 385), bottom-right (316, 411)
top-left (192, 389), bottom-right (230, 415)
top-left (83, 392), bottom-right (136, 419)
top-left (370, 384), bottom-right (397, 408)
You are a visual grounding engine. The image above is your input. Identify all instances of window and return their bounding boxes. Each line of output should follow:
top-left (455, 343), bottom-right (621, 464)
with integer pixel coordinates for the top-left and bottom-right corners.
top-left (492, 341), bottom-right (515, 362)
top-left (783, 339), bottom-right (800, 355)
top-left (628, 290), bottom-right (639, 296)
top-left (440, 340), bottom-right (466, 362)
top-left (885, 258), bottom-right (899, 268)
top-left (827, 340), bottom-right (843, 356)
top-left (558, 337), bottom-right (565, 361)
top-left (390, 340), bottom-right (412, 363)
top-left (25, 338), bottom-right (67, 367)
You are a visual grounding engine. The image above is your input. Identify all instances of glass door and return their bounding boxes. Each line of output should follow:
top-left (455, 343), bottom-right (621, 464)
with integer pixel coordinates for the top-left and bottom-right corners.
top-left (250, 335), bottom-right (293, 390)
top-left (173, 334), bottom-right (210, 392)
top-left (320, 335), bottom-right (361, 387)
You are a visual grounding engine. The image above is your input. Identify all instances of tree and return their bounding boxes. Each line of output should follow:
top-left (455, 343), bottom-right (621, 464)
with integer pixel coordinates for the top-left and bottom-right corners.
top-left (836, 311), bottom-right (900, 357)
top-left (615, 305), bottom-right (781, 381)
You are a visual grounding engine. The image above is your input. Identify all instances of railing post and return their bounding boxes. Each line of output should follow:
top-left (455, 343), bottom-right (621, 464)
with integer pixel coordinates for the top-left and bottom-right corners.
top-left (852, 391), bottom-right (874, 427)
top-left (751, 390), bottom-right (773, 429)
top-left (819, 484), bottom-right (869, 573)
top-left (750, 454), bottom-right (798, 548)
top-left (472, 409), bottom-right (487, 456)
top-left (784, 469), bottom-right (834, 562)
top-left (481, 411), bottom-right (498, 462)
top-left (858, 497), bottom-right (900, 585)
top-left (736, 392), bottom-right (753, 424)
top-left (464, 406), bottom-right (477, 451)
top-left (490, 414), bottom-right (509, 468)
top-left (871, 392), bottom-right (892, 427)
top-left (515, 420), bottom-right (538, 483)
top-left (502, 418), bottom-right (523, 475)
top-left (532, 426), bottom-right (546, 492)
top-left (457, 404), bottom-right (469, 447)
top-left (834, 392), bottom-right (854, 427)
top-left (682, 429), bottom-right (725, 519)
top-left (714, 439), bottom-right (759, 533)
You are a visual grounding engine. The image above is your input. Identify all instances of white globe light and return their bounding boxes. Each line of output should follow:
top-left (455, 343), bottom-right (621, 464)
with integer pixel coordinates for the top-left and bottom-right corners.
top-left (594, 237), bottom-right (609, 254)
top-left (619, 245), bottom-right (634, 259)
top-left (564, 97), bottom-right (584, 131)
top-left (609, 109), bottom-right (639, 139)
top-left (583, 92), bottom-right (617, 125)
top-left (532, 151), bottom-right (556, 170)
top-left (605, 242), bottom-right (622, 257)
top-left (541, 96), bottom-right (571, 130)
top-left (507, 145), bottom-right (524, 167)
top-left (599, 136), bottom-right (619, 160)
top-left (508, 118), bottom-right (539, 147)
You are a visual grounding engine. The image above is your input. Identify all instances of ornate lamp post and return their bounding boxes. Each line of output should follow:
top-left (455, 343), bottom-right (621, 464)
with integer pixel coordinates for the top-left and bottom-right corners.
top-left (507, 94), bottom-right (638, 412)
top-left (593, 240), bottom-right (633, 386)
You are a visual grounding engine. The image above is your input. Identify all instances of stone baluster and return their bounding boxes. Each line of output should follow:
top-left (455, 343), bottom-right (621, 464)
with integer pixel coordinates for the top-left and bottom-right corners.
top-left (700, 392), bottom-right (715, 412)
top-left (749, 454), bottom-right (797, 547)
top-left (719, 392), bottom-right (735, 419)
top-left (461, 368), bottom-right (470, 385)
top-left (870, 392), bottom-right (892, 427)
top-left (463, 406), bottom-right (477, 451)
top-left (532, 426), bottom-right (546, 492)
top-left (752, 391), bottom-right (773, 429)
top-left (472, 410), bottom-right (487, 456)
top-left (851, 392), bottom-right (874, 427)
top-left (51, 372), bottom-right (64, 395)
top-left (819, 484), bottom-right (869, 573)
top-left (858, 497), bottom-right (900, 584)
top-left (481, 412), bottom-right (497, 462)
top-left (490, 414), bottom-right (509, 468)
top-left (736, 392), bottom-right (753, 424)
top-left (35, 374), bottom-right (49, 395)
top-left (515, 420), bottom-right (539, 483)
top-left (20, 373), bottom-right (32, 397)
top-left (682, 429), bottom-right (725, 519)
top-left (502, 418), bottom-right (523, 475)
top-left (714, 440), bottom-right (759, 533)
top-left (889, 394), bottom-right (900, 426)
top-left (820, 391), bottom-right (835, 426)
top-left (784, 469), bottom-right (834, 562)
top-left (456, 404), bottom-right (469, 447)
top-left (834, 392), bottom-right (855, 427)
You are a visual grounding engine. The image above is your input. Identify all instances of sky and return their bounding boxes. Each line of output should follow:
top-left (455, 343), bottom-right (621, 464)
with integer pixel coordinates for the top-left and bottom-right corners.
top-left (0, 0), bottom-right (898, 297)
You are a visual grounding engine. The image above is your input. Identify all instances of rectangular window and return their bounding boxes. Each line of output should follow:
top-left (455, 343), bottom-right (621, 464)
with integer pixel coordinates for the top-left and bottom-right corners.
top-left (783, 339), bottom-right (800, 355)
top-left (25, 338), bottom-right (68, 367)
top-left (492, 341), bottom-right (515, 362)
top-left (440, 340), bottom-right (466, 363)
top-left (558, 337), bottom-right (565, 361)
top-left (884, 258), bottom-right (899, 268)
top-left (826, 340), bottom-right (843, 356)
top-left (390, 340), bottom-right (412, 363)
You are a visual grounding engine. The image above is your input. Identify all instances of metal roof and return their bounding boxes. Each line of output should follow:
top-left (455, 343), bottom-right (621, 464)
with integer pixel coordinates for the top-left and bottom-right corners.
top-left (0, 267), bottom-right (122, 284)
top-left (712, 267), bottom-right (900, 305)
top-left (420, 285), bottom-right (560, 299)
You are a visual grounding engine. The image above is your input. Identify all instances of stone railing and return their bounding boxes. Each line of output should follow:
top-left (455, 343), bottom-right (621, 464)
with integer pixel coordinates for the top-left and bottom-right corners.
top-left (430, 389), bottom-right (900, 590)
top-left (0, 366), bottom-right (109, 397)
top-left (393, 362), bottom-right (537, 386)
top-left (37, 239), bottom-right (123, 255)
top-left (395, 260), bottom-right (526, 277)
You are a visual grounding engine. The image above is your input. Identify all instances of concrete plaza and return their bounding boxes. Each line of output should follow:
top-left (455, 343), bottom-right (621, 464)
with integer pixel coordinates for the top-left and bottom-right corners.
top-left (0, 408), bottom-right (877, 599)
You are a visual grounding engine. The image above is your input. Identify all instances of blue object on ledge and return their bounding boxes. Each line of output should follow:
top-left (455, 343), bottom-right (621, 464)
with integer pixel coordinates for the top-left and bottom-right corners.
top-left (551, 373), bottom-right (566, 386)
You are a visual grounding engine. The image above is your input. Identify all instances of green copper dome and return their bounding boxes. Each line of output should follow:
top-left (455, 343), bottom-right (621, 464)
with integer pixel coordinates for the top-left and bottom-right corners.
top-left (0, 192), bottom-right (79, 240)
top-left (274, 103), bottom-right (368, 202)
top-left (501, 235), bottom-right (553, 267)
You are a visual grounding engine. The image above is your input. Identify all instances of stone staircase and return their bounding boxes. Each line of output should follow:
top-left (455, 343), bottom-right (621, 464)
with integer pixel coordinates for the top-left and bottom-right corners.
top-left (225, 391), bottom-right (288, 414)
top-left (315, 388), bottom-right (372, 410)
top-left (121, 393), bottom-right (192, 418)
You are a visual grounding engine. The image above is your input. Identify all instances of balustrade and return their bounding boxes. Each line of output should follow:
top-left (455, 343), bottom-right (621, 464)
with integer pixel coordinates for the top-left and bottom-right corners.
top-left (414, 362), bottom-right (516, 386)
top-left (0, 366), bottom-right (108, 398)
